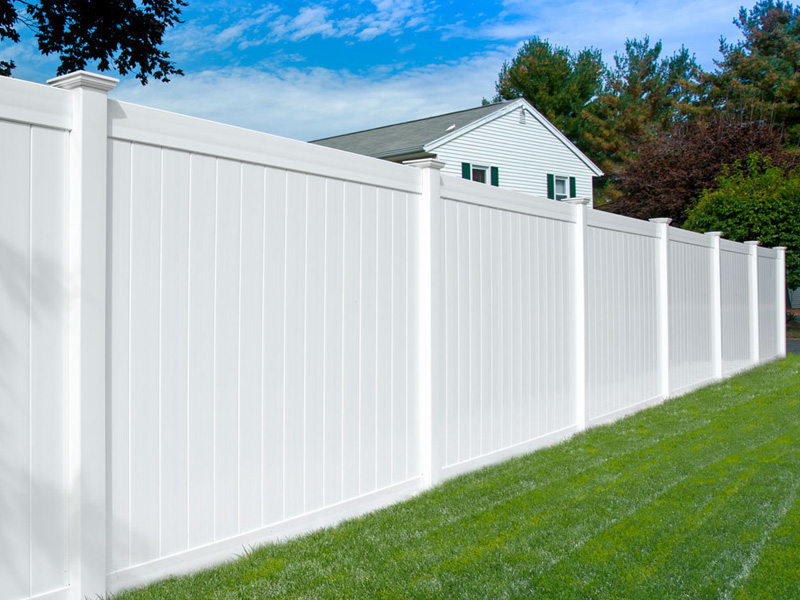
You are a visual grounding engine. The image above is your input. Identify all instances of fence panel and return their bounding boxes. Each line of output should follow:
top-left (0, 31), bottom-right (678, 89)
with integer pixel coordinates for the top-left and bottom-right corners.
top-left (668, 230), bottom-right (716, 395)
top-left (436, 178), bottom-right (577, 477)
top-left (758, 249), bottom-right (779, 360)
top-left (585, 211), bottom-right (661, 424)
top-left (720, 240), bottom-right (751, 375)
top-left (105, 102), bottom-right (423, 590)
top-left (0, 80), bottom-right (71, 600)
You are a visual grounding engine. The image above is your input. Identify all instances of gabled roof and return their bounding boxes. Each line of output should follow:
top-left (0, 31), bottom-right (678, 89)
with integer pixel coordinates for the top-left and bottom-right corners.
top-left (310, 98), bottom-right (603, 176)
top-left (310, 102), bottom-right (509, 159)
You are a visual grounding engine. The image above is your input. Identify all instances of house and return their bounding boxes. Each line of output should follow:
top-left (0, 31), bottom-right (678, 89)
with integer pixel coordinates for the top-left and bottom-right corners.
top-left (310, 98), bottom-right (603, 205)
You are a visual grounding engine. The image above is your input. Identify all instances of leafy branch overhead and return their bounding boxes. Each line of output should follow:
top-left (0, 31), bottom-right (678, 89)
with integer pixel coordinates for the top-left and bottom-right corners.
top-left (0, 0), bottom-right (186, 84)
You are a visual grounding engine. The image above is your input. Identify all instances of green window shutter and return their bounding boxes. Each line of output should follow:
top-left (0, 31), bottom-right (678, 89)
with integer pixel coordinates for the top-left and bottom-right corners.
top-left (490, 166), bottom-right (499, 186)
top-left (569, 176), bottom-right (577, 198)
top-left (462, 162), bottom-right (471, 179)
top-left (546, 174), bottom-right (555, 199)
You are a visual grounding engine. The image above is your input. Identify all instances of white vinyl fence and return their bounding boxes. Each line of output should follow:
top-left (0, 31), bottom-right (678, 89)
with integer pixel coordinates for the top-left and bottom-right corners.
top-left (0, 72), bottom-right (788, 600)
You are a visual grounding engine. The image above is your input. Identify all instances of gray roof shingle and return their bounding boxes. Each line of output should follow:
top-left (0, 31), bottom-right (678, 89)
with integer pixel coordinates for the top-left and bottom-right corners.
top-left (309, 102), bottom-right (510, 158)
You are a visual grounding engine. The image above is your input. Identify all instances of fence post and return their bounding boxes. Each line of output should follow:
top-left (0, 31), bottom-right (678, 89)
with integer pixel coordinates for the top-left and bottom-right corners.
top-left (745, 241), bottom-right (761, 364)
top-left (405, 158), bottom-right (446, 488)
top-left (49, 71), bottom-right (117, 600)
top-left (564, 198), bottom-right (589, 431)
top-left (650, 218), bottom-right (672, 400)
top-left (775, 247), bottom-right (787, 358)
top-left (705, 232), bottom-right (723, 379)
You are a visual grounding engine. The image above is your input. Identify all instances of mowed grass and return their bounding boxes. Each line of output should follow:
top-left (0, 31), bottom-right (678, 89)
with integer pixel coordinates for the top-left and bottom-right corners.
top-left (117, 356), bottom-right (800, 600)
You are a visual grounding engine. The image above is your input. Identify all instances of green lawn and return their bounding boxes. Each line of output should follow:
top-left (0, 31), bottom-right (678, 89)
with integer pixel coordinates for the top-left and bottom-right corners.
top-left (118, 356), bottom-right (800, 600)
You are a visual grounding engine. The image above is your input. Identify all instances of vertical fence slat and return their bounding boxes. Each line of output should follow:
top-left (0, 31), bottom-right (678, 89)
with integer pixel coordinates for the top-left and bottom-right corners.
top-left (262, 168), bottom-right (287, 523)
top-left (341, 181), bottom-right (362, 497)
top-left (323, 180), bottom-right (345, 504)
top-left (376, 189), bottom-right (394, 489)
top-left (0, 119), bottom-right (32, 600)
top-left (238, 163), bottom-right (266, 533)
top-left (186, 154), bottom-right (217, 547)
top-left (212, 159), bottom-right (242, 540)
top-left (283, 172), bottom-right (307, 518)
top-left (128, 143), bottom-right (162, 565)
top-left (159, 149), bottom-right (191, 556)
top-left (304, 175), bottom-right (326, 511)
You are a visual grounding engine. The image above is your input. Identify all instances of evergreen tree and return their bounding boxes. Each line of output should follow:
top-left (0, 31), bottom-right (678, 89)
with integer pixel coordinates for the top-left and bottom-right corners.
top-left (494, 38), bottom-right (604, 160)
top-left (582, 38), bottom-right (700, 173)
top-left (703, 1), bottom-right (800, 141)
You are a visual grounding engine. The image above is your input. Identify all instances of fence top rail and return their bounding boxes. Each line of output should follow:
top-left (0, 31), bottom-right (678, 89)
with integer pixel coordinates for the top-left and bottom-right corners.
top-left (0, 76), bottom-right (72, 131)
top-left (668, 226), bottom-right (716, 248)
top-left (720, 238), bottom-right (750, 255)
top-left (439, 174), bottom-right (577, 223)
top-left (107, 99), bottom-right (422, 195)
top-left (758, 246), bottom-right (777, 259)
top-left (586, 207), bottom-right (660, 238)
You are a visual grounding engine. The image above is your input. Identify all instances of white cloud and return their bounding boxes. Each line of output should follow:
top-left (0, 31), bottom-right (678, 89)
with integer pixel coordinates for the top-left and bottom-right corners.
top-left (270, 6), bottom-right (338, 42)
top-left (164, 0), bottom-right (433, 57)
top-left (446, 0), bottom-right (743, 69)
top-left (112, 49), bottom-right (511, 141)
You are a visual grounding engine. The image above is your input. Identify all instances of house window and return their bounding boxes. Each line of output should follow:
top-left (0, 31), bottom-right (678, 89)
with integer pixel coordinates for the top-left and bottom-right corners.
top-left (462, 162), bottom-right (499, 186)
top-left (555, 176), bottom-right (568, 201)
top-left (547, 174), bottom-right (577, 201)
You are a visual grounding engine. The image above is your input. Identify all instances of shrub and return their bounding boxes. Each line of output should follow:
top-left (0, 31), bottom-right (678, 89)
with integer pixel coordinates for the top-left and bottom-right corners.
top-left (684, 152), bottom-right (800, 289)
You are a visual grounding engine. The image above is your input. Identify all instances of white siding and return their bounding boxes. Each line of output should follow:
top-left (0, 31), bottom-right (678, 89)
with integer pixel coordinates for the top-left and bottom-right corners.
top-left (431, 106), bottom-right (597, 203)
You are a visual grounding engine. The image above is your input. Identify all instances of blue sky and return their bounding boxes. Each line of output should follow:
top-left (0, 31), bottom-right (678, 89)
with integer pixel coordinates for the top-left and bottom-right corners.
top-left (4, 0), bottom-right (746, 141)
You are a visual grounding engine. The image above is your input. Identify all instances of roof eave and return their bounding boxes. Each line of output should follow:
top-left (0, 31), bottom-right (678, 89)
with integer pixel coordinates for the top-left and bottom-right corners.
top-left (370, 146), bottom-right (427, 159)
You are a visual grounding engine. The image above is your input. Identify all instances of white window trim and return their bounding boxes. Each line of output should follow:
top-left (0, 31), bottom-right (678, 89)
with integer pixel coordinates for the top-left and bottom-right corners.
top-left (471, 165), bottom-right (489, 184)
top-left (555, 175), bottom-right (568, 201)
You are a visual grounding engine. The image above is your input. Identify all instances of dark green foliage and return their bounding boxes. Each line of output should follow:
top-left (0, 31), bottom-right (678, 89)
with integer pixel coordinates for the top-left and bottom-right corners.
top-left (117, 357), bottom-right (800, 599)
top-left (703, 1), bottom-right (800, 142)
top-left (685, 153), bottom-right (800, 289)
top-left (494, 37), bottom-right (604, 161)
top-left (0, 0), bottom-right (186, 83)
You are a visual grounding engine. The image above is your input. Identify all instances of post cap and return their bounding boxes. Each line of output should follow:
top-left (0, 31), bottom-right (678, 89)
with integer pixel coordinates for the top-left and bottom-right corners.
top-left (403, 158), bottom-right (445, 170)
top-left (48, 70), bottom-right (118, 92)
top-left (704, 231), bottom-right (723, 237)
top-left (563, 197), bottom-right (590, 206)
top-left (744, 240), bottom-right (761, 247)
top-left (649, 218), bottom-right (673, 225)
